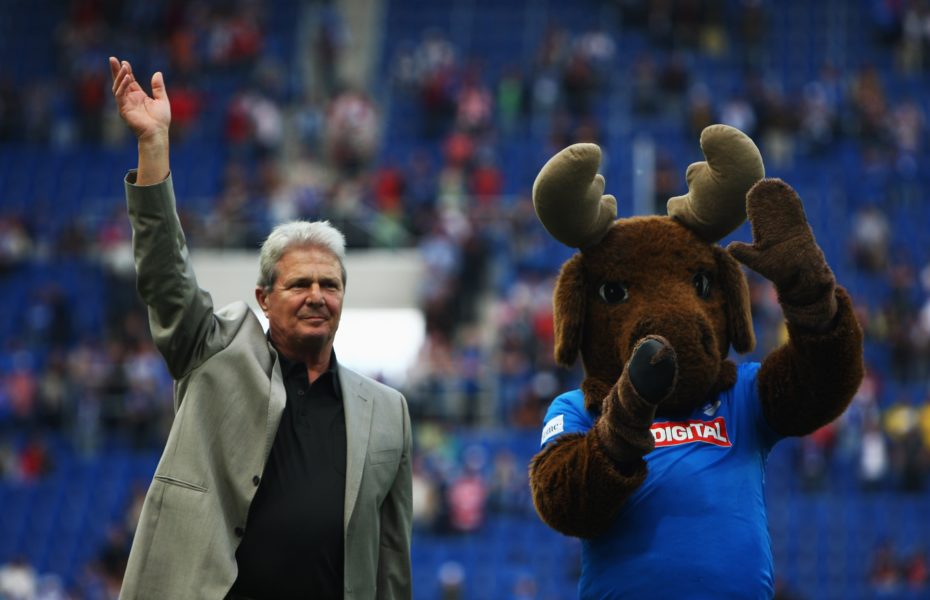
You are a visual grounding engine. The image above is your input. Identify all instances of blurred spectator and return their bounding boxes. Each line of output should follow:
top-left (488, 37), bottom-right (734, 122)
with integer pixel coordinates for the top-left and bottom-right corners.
top-left (165, 78), bottom-right (202, 142)
top-left (798, 423), bottom-right (837, 491)
top-left (315, 5), bottom-right (347, 96)
top-left (719, 94), bottom-right (758, 138)
top-left (496, 65), bottom-right (526, 135)
top-left (0, 217), bottom-right (34, 272)
top-left (418, 220), bottom-right (464, 338)
top-left (850, 64), bottom-right (891, 150)
top-left (19, 435), bottom-right (54, 480)
top-left (653, 152), bottom-right (682, 214)
top-left (561, 47), bottom-right (597, 118)
top-left (446, 445), bottom-right (488, 534)
top-left (73, 64), bottom-right (107, 142)
top-left (850, 205), bottom-right (891, 273)
top-left (902, 546), bottom-right (929, 589)
top-left (0, 441), bottom-right (16, 478)
top-left (206, 4), bottom-right (264, 69)
top-left (658, 51), bottom-right (690, 114)
top-left (412, 29), bottom-right (458, 139)
top-left (98, 524), bottom-right (131, 594)
top-left (0, 557), bottom-right (37, 600)
top-left (736, 0), bottom-right (769, 67)
top-left (860, 410), bottom-right (890, 491)
top-left (897, 2), bottom-right (930, 72)
top-left (32, 352), bottom-right (67, 430)
top-left (228, 87), bottom-right (285, 159)
top-left (437, 560), bottom-right (465, 600)
top-left (487, 448), bottom-right (526, 515)
top-left (372, 159), bottom-right (406, 214)
top-left (411, 455), bottom-right (440, 531)
top-left (889, 97), bottom-right (926, 158)
top-left (885, 401), bottom-right (929, 491)
top-left (686, 82), bottom-right (716, 137)
top-left (325, 89), bottom-right (379, 176)
top-left (455, 67), bottom-right (493, 136)
top-left (511, 572), bottom-right (539, 600)
top-left (631, 54), bottom-right (660, 115)
top-left (869, 540), bottom-right (902, 593)
top-left (3, 354), bottom-right (38, 428)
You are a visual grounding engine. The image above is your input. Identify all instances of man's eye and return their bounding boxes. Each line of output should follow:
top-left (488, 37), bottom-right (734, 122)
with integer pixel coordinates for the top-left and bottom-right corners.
top-left (693, 271), bottom-right (712, 299)
top-left (598, 282), bottom-right (629, 304)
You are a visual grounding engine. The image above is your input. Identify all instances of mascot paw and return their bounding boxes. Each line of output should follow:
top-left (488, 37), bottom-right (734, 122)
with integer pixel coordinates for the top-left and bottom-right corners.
top-left (628, 336), bottom-right (678, 404)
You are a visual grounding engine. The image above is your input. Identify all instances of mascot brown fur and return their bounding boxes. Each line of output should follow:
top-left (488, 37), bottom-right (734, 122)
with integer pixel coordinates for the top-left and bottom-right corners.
top-left (528, 125), bottom-right (864, 597)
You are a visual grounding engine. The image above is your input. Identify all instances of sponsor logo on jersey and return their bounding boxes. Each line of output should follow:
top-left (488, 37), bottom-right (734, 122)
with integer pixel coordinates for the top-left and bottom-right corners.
top-left (650, 417), bottom-right (731, 447)
top-left (541, 414), bottom-right (565, 445)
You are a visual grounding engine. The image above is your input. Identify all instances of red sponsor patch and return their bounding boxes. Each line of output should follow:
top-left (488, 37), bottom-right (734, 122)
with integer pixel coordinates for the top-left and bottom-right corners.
top-left (650, 417), bottom-right (731, 447)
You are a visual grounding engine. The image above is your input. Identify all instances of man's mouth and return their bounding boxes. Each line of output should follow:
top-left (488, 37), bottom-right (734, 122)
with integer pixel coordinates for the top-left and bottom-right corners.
top-left (299, 314), bottom-right (328, 322)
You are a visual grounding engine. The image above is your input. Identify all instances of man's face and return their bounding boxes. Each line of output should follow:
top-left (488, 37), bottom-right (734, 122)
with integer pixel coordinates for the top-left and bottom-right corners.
top-left (256, 245), bottom-right (345, 357)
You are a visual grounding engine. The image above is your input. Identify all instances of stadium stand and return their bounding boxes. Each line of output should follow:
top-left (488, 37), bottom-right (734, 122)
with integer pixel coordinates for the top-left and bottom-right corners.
top-left (1, 0), bottom-right (929, 598)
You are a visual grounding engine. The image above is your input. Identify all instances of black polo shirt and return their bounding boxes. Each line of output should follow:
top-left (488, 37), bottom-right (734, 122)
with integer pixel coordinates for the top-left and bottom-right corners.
top-left (229, 349), bottom-right (346, 599)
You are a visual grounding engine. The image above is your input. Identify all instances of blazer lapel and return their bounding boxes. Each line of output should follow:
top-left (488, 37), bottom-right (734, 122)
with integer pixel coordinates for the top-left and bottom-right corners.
top-left (339, 365), bottom-right (373, 532)
top-left (265, 349), bottom-right (287, 460)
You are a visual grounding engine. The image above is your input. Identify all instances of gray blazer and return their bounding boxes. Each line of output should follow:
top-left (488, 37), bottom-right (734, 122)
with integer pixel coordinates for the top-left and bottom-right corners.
top-left (119, 174), bottom-right (412, 599)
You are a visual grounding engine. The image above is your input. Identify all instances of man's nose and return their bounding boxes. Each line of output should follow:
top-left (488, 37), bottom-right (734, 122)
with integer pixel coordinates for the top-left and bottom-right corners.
top-left (305, 284), bottom-right (324, 304)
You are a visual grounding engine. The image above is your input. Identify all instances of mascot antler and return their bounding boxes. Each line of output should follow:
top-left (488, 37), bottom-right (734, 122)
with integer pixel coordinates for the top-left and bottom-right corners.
top-left (532, 144), bottom-right (617, 249)
top-left (532, 125), bottom-right (764, 246)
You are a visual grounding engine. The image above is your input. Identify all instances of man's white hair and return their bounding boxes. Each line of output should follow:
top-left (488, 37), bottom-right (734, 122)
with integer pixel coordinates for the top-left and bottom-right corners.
top-left (257, 220), bottom-right (347, 289)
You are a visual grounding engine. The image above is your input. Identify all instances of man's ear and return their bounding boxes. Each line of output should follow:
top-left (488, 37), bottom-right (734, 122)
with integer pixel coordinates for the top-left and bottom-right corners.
top-left (715, 247), bottom-right (755, 354)
top-left (553, 254), bottom-right (587, 367)
top-left (255, 286), bottom-right (270, 315)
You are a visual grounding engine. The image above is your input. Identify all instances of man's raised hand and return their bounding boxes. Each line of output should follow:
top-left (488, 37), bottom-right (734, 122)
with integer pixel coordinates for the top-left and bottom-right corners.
top-left (109, 57), bottom-right (171, 143)
top-left (109, 57), bottom-right (171, 184)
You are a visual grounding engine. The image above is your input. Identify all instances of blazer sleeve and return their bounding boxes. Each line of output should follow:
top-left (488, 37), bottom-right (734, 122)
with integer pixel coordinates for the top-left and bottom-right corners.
top-left (376, 393), bottom-right (413, 599)
top-left (125, 171), bottom-right (225, 381)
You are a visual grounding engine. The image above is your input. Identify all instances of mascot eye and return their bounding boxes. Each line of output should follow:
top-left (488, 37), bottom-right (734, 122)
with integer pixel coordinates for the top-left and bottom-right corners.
top-left (598, 281), bottom-right (629, 304)
top-left (693, 271), bottom-right (712, 299)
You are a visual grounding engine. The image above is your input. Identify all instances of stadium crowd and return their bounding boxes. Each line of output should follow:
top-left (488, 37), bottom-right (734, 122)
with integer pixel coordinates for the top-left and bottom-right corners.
top-left (1, 0), bottom-right (930, 598)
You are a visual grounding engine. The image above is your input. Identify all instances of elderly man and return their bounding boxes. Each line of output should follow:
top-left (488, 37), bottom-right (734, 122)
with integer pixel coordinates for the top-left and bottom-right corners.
top-left (109, 57), bottom-right (412, 599)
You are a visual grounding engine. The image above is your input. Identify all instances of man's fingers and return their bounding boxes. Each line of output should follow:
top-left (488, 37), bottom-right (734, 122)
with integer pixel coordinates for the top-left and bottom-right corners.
top-left (114, 69), bottom-right (133, 99)
top-left (113, 68), bottom-right (126, 96)
top-left (108, 56), bottom-right (121, 82)
top-left (112, 63), bottom-right (131, 95)
top-left (151, 72), bottom-right (168, 101)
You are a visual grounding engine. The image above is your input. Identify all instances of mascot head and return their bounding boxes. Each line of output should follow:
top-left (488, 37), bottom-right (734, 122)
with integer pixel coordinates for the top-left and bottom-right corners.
top-left (533, 125), bottom-right (765, 416)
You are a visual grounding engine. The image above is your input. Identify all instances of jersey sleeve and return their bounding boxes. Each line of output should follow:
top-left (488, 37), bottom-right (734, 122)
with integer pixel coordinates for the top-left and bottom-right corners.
top-left (539, 390), bottom-right (595, 449)
top-left (737, 361), bottom-right (783, 451)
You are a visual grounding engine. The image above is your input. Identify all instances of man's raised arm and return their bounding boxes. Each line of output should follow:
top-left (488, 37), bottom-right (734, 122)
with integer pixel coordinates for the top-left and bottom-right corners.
top-left (109, 57), bottom-right (222, 381)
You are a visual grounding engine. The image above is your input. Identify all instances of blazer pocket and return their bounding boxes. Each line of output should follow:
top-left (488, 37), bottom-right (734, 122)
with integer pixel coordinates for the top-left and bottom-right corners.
top-left (369, 448), bottom-right (401, 465)
top-left (153, 474), bottom-right (208, 493)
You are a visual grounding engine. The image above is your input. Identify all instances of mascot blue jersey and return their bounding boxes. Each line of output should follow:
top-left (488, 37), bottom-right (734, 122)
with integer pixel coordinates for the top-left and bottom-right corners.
top-left (539, 362), bottom-right (782, 600)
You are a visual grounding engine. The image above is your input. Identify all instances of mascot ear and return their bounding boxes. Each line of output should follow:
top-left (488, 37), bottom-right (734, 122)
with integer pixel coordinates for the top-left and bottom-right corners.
top-left (715, 247), bottom-right (755, 354)
top-left (553, 254), bottom-right (586, 367)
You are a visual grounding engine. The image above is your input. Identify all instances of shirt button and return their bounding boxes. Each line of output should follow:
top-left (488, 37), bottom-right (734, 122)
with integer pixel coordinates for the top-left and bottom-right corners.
top-left (234, 526), bottom-right (245, 537)
top-left (298, 390), bottom-right (305, 396)
top-left (252, 475), bottom-right (261, 486)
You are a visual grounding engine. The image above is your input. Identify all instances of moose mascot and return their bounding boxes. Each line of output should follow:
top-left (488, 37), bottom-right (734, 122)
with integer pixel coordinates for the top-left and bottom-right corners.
top-left (529, 125), bottom-right (864, 599)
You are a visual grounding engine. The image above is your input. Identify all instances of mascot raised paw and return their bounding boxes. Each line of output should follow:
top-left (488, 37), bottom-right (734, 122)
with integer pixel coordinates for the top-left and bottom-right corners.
top-left (528, 125), bottom-right (864, 599)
